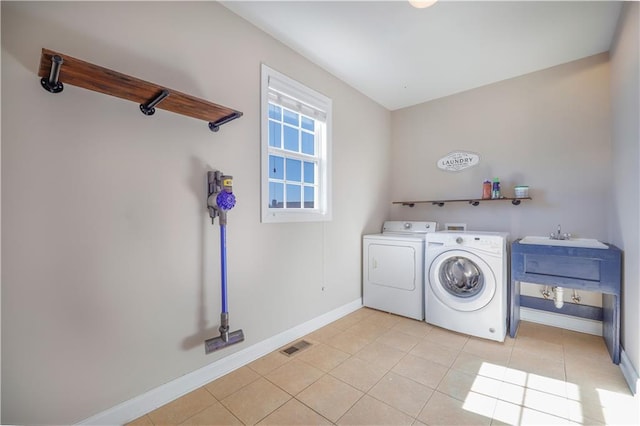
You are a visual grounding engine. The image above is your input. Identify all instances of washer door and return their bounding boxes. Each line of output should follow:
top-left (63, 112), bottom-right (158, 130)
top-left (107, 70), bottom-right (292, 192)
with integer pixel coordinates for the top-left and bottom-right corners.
top-left (428, 249), bottom-right (496, 311)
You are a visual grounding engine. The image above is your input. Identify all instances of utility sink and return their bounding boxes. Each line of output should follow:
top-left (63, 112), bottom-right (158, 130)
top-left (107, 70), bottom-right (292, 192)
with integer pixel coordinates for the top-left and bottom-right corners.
top-left (520, 236), bottom-right (608, 249)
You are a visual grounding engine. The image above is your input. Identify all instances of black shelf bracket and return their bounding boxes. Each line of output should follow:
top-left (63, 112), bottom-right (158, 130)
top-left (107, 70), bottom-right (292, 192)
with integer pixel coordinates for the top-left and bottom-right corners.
top-left (393, 196), bottom-right (530, 207)
top-left (140, 89), bottom-right (170, 116)
top-left (40, 55), bottom-right (64, 93)
top-left (38, 49), bottom-right (244, 134)
top-left (209, 111), bottom-right (243, 132)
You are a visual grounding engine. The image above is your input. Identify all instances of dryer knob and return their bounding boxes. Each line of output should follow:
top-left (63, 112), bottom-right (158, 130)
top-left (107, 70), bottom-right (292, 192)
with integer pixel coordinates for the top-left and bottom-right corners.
top-left (456, 237), bottom-right (463, 244)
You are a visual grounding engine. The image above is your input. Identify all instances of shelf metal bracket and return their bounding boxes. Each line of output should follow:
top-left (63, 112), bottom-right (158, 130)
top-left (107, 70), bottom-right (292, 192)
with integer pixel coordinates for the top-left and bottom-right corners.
top-left (40, 55), bottom-right (64, 93)
top-left (140, 89), bottom-right (170, 116)
top-left (38, 48), bottom-right (244, 134)
top-left (209, 111), bottom-right (243, 132)
top-left (394, 196), bottom-right (530, 207)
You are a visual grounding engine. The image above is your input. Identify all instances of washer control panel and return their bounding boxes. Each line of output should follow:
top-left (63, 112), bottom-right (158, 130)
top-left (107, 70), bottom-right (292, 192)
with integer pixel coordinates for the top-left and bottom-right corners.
top-left (427, 232), bottom-right (508, 253)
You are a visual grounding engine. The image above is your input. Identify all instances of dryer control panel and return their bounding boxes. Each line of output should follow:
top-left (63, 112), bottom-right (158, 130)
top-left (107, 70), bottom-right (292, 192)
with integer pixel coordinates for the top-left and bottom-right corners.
top-left (382, 221), bottom-right (438, 235)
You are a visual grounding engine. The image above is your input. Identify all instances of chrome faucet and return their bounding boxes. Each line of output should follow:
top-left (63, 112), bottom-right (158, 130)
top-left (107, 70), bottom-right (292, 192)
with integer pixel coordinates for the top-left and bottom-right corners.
top-left (550, 224), bottom-right (572, 240)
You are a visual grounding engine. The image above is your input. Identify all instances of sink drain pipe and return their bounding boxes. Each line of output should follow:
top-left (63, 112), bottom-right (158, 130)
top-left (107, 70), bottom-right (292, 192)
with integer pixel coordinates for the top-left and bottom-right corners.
top-left (553, 286), bottom-right (564, 309)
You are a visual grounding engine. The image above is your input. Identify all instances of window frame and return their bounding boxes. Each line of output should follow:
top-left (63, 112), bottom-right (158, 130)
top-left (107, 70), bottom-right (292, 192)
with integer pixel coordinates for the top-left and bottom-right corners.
top-left (261, 64), bottom-right (332, 223)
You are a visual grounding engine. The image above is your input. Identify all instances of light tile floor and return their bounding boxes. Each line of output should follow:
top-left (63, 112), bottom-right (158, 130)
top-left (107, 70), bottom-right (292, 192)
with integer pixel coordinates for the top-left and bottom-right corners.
top-left (128, 308), bottom-right (639, 425)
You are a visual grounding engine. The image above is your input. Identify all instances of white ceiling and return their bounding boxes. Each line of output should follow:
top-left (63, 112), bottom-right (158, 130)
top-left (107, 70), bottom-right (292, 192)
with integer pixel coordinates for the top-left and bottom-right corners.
top-left (222, 0), bottom-right (623, 110)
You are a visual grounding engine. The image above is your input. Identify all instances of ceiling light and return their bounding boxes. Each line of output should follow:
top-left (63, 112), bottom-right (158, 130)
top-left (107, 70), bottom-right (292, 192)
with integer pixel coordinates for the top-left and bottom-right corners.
top-left (409, 0), bottom-right (438, 9)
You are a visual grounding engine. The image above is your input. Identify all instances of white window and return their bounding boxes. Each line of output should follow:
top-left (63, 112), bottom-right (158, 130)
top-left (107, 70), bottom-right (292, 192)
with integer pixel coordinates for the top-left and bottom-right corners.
top-left (261, 64), bottom-right (332, 223)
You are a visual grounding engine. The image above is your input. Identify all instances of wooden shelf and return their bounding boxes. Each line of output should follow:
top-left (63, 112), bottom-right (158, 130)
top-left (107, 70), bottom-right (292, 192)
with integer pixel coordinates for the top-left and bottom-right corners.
top-left (37, 48), bottom-right (242, 132)
top-left (393, 197), bottom-right (531, 207)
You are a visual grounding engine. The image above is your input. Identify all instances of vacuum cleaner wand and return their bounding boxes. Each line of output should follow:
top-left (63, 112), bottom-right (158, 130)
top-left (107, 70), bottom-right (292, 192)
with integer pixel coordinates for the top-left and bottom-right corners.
top-left (205, 171), bottom-right (245, 354)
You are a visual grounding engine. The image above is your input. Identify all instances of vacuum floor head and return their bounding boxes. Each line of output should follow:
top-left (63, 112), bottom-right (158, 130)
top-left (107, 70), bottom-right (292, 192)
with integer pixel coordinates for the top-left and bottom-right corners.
top-left (204, 329), bottom-right (245, 354)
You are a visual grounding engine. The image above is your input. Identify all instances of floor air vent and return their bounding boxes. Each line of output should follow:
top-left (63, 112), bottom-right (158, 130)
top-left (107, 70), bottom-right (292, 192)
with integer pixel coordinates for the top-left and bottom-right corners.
top-left (280, 340), bottom-right (312, 357)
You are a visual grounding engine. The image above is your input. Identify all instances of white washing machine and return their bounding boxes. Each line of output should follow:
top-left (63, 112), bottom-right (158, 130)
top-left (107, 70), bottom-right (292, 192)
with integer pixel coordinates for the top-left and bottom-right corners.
top-left (363, 221), bottom-right (438, 320)
top-left (425, 231), bottom-right (509, 341)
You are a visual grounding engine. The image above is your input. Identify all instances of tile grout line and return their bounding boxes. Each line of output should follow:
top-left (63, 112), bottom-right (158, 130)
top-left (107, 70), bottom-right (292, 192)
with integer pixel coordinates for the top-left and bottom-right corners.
top-left (138, 311), bottom-right (635, 426)
top-left (200, 383), bottom-right (245, 426)
top-left (329, 324), bottom-right (436, 425)
top-left (290, 394), bottom-right (337, 425)
top-left (293, 315), bottom-right (417, 424)
top-left (255, 341), bottom-right (352, 425)
top-left (335, 344), bottom-right (410, 423)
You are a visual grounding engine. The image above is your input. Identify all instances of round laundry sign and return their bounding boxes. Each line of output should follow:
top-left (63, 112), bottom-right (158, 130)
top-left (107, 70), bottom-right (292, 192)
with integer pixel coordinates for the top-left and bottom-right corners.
top-left (437, 151), bottom-right (480, 172)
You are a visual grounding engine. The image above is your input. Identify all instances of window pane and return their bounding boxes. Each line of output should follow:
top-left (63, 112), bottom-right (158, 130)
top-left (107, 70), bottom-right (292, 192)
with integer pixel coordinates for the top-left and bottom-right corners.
top-left (269, 104), bottom-right (281, 120)
top-left (283, 126), bottom-right (299, 152)
top-left (283, 109), bottom-right (298, 126)
top-left (301, 116), bottom-right (314, 131)
top-left (286, 158), bottom-right (302, 182)
top-left (269, 155), bottom-right (284, 180)
top-left (286, 184), bottom-right (301, 208)
top-left (262, 65), bottom-right (331, 223)
top-left (304, 186), bottom-right (315, 209)
top-left (303, 161), bottom-right (315, 184)
top-left (269, 121), bottom-right (281, 148)
top-left (269, 182), bottom-right (284, 208)
top-left (301, 131), bottom-right (314, 155)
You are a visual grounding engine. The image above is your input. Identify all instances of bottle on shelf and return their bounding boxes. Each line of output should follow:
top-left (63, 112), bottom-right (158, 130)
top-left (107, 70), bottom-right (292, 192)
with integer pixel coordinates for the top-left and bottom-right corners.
top-left (491, 178), bottom-right (501, 199)
top-left (482, 180), bottom-right (492, 199)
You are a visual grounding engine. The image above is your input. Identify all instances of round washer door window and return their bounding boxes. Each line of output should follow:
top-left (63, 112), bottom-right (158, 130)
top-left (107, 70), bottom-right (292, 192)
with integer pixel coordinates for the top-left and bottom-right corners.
top-left (428, 249), bottom-right (496, 312)
top-left (439, 257), bottom-right (483, 298)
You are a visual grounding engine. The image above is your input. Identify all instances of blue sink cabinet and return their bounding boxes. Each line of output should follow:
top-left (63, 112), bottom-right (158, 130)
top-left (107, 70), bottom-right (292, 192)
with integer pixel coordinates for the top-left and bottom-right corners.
top-left (509, 240), bottom-right (622, 364)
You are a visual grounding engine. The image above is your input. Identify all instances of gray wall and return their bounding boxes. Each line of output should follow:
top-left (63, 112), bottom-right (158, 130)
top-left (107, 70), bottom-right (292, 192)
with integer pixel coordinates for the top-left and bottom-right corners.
top-left (389, 53), bottom-right (612, 241)
top-left (1, 2), bottom-right (391, 424)
top-left (610, 2), bottom-right (640, 388)
top-left (389, 15), bottom-right (638, 387)
top-left (389, 53), bottom-right (613, 309)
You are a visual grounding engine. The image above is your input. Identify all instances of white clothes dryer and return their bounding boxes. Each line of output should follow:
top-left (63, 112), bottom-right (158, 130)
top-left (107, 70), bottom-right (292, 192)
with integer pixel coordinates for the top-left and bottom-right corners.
top-left (425, 231), bottom-right (509, 341)
top-left (363, 221), bottom-right (438, 320)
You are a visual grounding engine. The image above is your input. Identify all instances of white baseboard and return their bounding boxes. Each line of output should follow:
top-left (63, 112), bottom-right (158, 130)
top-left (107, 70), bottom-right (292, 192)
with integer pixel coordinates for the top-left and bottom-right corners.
top-left (78, 298), bottom-right (363, 425)
top-left (620, 347), bottom-right (639, 395)
top-left (519, 307), bottom-right (603, 336)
